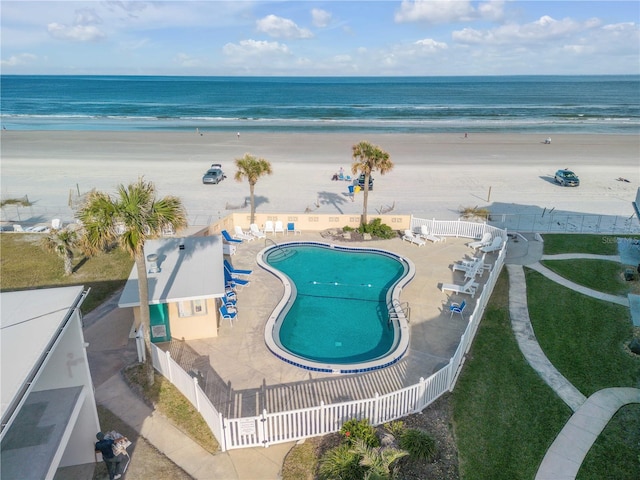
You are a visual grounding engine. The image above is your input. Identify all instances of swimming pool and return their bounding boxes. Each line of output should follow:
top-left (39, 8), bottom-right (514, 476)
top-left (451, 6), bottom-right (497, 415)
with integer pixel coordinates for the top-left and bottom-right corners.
top-left (259, 242), bottom-right (414, 374)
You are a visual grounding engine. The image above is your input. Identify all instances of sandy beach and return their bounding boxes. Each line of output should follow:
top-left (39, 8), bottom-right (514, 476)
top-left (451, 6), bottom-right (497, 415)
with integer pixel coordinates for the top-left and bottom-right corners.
top-left (1, 131), bottom-right (638, 225)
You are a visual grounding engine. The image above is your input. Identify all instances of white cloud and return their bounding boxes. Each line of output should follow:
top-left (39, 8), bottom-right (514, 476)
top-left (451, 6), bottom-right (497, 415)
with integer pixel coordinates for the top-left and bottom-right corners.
top-left (311, 8), bottom-right (332, 28)
top-left (256, 14), bottom-right (312, 39)
top-left (1, 53), bottom-right (37, 67)
top-left (47, 23), bottom-right (106, 42)
top-left (174, 53), bottom-right (202, 67)
top-left (395, 0), bottom-right (504, 24)
top-left (414, 38), bottom-right (448, 52)
top-left (222, 39), bottom-right (291, 57)
top-left (452, 15), bottom-right (599, 45)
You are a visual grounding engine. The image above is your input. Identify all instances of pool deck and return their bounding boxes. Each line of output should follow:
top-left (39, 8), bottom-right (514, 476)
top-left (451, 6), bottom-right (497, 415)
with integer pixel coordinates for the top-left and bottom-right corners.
top-left (159, 232), bottom-right (496, 419)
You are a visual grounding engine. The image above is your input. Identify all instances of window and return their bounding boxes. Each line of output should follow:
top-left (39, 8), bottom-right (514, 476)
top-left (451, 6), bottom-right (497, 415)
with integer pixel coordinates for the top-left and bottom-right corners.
top-left (177, 299), bottom-right (208, 317)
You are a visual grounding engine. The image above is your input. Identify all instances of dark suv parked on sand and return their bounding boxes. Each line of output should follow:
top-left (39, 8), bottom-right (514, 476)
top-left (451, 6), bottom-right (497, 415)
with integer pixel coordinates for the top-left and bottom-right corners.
top-left (357, 174), bottom-right (374, 191)
top-left (554, 169), bottom-right (579, 187)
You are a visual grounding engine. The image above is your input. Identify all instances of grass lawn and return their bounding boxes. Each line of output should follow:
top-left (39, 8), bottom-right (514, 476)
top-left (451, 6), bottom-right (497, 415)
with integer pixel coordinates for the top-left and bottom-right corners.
top-left (452, 270), bottom-right (571, 480)
top-left (123, 364), bottom-right (219, 453)
top-left (541, 234), bottom-right (624, 255)
top-left (540, 258), bottom-right (633, 296)
top-left (0, 233), bottom-right (133, 312)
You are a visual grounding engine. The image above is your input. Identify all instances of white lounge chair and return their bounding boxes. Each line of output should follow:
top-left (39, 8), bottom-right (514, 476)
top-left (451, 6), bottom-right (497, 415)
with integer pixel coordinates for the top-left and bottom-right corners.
top-left (234, 225), bottom-right (255, 241)
top-left (274, 221), bottom-right (285, 235)
top-left (480, 236), bottom-right (504, 253)
top-left (51, 218), bottom-right (62, 230)
top-left (402, 230), bottom-right (425, 246)
top-left (250, 223), bottom-right (266, 238)
top-left (467, 232), bottom-right (492, 250)
top-left (264, 221), bottom-right (275, 235)
top-left (453, 253), bottom-right (491, 276)
top-left (419, 225), bottom-right (444, 243)
top-left (440, 278), bottom-right (479, 298)
top-left (452, 260), bottom-right (483, 280)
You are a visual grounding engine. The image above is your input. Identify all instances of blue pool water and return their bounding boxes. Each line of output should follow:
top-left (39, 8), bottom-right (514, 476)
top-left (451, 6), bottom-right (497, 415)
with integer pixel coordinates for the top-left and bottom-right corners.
top-left (262, 242), bottom-right (413, 372)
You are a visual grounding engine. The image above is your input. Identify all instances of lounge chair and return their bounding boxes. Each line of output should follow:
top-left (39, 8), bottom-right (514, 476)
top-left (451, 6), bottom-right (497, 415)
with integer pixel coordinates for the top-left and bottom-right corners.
top-left (51, 218), bottom-right (62, 230)
top-left (402, 230), bottom-right (425, 246)
top-left (440, 278), bottom-right (479, 298)
top-left (264, 221), bottom-right (275, 235)
top-left (224, 269), bottom-right (250, 290)
top-left (250, 223), bottom-right (266, 239)
top-left (219, 304), bottom-right (237, 327)
top-left (452, 253), bottom-right (491, 276)
top-left (224, 259), bottom-right (252, 276)
top-left (286, 222), bottom-right (301, 235)
top-left (452, 260), bottom-right (483, 280)
top-left (467, 232), bottom-right (492, 250)
top-left (221, 229), bottom-right (242, 244)
top-left (274, 221), bottom-right (285, 235)
top-left (419, 225), bottom-right (445, 243)
top-left (234, 225), bottom-right (255, 242)
top-left (480, 236), bottom-right (504, 253)
top-left (13, 224), bottom-right (23, 232)
top-left (449, 300), bottom-right (467, 319)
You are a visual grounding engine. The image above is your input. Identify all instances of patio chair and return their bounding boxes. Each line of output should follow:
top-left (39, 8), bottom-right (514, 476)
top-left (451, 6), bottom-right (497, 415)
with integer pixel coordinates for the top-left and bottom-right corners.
top-left (286, 222), bottom-right (301, 235)
top-left (419, 225), bottom-right (444, 243)
top-left (480, 236), bottom-right (504, 253)
top-left (402, 230), bottom-right (426, 246)
top-left (467, 232), bottom-right (492, 250)
top-left (219, 304), bottom-right (237, 327)
top-left (224, 259), bottom-right (252, 276)
top-left (250, 223), bottom-right (266, 239)
top-left (264, 221), bottom-right (275, 235)
top-left (452, 253), bottom-right (490, 276)
top-left (449, 300), bottom-right (467, 319)
top-left (274, 221), bottom-right (285, 235)
top-left (224, 269), bottom-right (250, 290)
top-left (440, 278), bottom-right (479, 298)
top-left (221, 229), bottom-right (242, 244)
top-left (234, 225), bottom-right (255, 242)
top-left (51, 218), bottom-right (62, 230)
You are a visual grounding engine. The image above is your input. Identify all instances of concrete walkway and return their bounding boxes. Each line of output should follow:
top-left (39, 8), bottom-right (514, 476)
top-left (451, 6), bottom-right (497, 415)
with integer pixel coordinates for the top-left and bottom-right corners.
top-left (503, 236), bottom-right (640, 479)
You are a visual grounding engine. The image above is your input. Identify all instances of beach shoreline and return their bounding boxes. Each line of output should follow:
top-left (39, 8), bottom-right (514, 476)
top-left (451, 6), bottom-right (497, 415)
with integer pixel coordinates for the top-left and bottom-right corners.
top-left (1, 131), bottom-right (638, 225)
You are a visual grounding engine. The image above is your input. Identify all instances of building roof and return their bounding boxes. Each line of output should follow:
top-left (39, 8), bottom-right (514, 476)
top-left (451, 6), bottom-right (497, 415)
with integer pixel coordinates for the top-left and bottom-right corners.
top-left (118, 236), bottom-right (226, 308)
top-left (0, 286), bottom-right (85, 424)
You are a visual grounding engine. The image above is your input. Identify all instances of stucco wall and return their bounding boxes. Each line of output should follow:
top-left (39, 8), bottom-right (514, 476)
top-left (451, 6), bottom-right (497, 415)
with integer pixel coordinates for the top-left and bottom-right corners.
top-left (167, 299), bottom-right (218, 340)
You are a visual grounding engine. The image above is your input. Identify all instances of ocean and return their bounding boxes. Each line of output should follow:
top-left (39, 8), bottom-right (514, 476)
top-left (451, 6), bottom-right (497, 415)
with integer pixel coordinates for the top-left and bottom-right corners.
top-left (1, 75), bottom-right (638, 134)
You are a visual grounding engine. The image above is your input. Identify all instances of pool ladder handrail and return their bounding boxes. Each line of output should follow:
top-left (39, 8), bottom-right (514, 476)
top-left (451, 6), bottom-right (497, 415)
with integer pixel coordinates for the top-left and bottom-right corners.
top-left (388, 299), bottom-right (410, 324)
top-left (264, 238), bottom-right (291, 260)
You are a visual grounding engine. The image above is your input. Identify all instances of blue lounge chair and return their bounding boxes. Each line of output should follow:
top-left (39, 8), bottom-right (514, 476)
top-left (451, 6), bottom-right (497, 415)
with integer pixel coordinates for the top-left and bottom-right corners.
top-left (224, 259), bottom-right (252, 276)
top-left (449, 300), bottom-right (467, 319)
top-left (224, 269), bottom-right (250, 290)
top-left (221, 229), bottom-right (242, 243)
top-left (219, 304), bottom-right (237, 327)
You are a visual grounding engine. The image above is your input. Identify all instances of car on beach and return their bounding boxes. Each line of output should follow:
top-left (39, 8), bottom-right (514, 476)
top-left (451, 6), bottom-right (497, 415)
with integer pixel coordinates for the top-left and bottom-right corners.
top-left (554, 169), bottom-right (580, 187)
top-left (357, 174), bottom-right (374, 191)
top-left (202, 164), bottom-right (225, 184)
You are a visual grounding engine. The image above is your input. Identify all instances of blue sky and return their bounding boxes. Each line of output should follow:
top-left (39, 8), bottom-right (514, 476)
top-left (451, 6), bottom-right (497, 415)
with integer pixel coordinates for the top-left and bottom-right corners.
top-left (2, 1), bottom-right (639, 75)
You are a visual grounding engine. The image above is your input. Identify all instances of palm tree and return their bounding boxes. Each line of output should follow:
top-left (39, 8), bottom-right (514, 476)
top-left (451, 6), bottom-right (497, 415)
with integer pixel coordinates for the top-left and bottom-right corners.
top-left (42, 228), bottom-right (79, 276)
top-left (351, 141), bottom-right (394, 226)
top-left (234, 153), bottom-right (273, 224)
top-left (77, 178), bottom-right (187, 386)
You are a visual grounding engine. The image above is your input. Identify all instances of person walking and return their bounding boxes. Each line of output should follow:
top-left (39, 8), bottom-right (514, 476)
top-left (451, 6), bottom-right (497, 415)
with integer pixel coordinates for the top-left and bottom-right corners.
top-left (95, 431), bottom-right (122, 480)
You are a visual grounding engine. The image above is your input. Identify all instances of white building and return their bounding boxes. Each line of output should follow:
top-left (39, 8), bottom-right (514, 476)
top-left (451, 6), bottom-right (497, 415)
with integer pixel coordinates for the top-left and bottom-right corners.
top-left (118, 236), bottom-right (227, 342)
top-left (1, 286), bottom-right (100, 480)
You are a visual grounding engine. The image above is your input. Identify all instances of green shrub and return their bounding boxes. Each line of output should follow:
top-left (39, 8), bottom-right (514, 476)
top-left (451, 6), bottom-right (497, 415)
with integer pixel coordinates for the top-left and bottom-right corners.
top-left (399, 428), bottom-right (437, 461)
top-left (361, 218), bottom-right (396, 239)
top-left (318, 443), bottom-right (366, 480)
top-left (384, 420), bottom-right (406, 439)
top-left (340, 418), bottom-right (380, 448)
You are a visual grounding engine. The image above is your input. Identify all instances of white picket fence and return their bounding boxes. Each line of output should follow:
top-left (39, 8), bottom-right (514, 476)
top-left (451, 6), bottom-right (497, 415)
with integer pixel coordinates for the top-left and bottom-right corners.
top-left (149, 219), bottom-right (506, 451)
